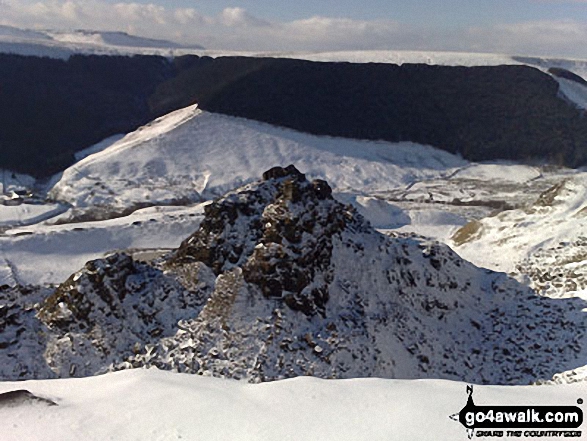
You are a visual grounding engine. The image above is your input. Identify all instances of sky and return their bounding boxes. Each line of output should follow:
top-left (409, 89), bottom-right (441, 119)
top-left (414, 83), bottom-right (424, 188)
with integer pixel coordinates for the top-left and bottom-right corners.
top-left (1, 0), bottom-right (587, 57)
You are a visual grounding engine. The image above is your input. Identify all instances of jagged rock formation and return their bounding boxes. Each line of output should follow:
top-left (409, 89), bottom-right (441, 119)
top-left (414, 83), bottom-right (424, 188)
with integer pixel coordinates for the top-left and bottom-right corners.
top-left (0, 285), bottom-right (55, 379)
top-left (170, 165), bottom-right (358, 316)
top-left (37, 254), bottom-right (215, 377)
top-left (1, 166), bottom-right (586, 384)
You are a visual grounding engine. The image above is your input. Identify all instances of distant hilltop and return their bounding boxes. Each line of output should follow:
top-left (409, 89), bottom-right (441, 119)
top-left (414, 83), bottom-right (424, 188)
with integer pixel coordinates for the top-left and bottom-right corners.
top-left (0, 24), bottom-right (204, 51)
top-left (46, 29), bottom-right (204, 50)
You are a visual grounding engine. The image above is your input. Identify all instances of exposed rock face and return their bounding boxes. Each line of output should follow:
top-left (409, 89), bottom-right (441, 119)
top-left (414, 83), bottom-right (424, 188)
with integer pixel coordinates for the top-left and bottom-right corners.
top-left (126, 166), bottom-right (586, 384)
top-left (172, 165), bottom-right (362, 316)
top-left (36, 254), bottom-right (215, 377)
top-left (0, 285), bottom-right (55, 379)
top-left (1, 167), bottom-right (586, 384)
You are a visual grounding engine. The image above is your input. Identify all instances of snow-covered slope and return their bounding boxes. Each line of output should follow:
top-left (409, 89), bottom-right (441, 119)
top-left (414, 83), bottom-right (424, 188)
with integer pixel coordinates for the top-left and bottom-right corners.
top-left (45, 30), bottom-right (201, 49)
top-left (558, 78), bottom-right (587, 110)
top-left (1, 24), bottom-right (587, 79)
top-left (452, 173), bottom-right (587, 300)
top-left (49, 104), bottom-right (467, 220)
top-left (0, 25), bottom-right (201, 58)
top-left (0, 368), bottom-right (584, 441)
top-left (0, 25), bottom-right (50, 41)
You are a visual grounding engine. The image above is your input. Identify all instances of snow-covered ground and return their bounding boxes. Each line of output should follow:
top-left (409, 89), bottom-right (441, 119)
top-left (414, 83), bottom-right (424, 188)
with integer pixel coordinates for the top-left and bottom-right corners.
top-left (0, 368), bottom-right (584, 441)
top-left (0, 25), bottom-right (201, 58)
top-left (558, 78), bottom-right (587, 109)
top-left (0, 32), bottom-right (586, 437)
top-left (0, 169), bottom-right (36, 194)
top-left (0, 203), bottom-right (204, 286)
top-left (45, 29), bottom-right (201, 49)
top-left (2, 24), bottom-right (587, 81)
top-left (0, 203), bottom-right (67, 228)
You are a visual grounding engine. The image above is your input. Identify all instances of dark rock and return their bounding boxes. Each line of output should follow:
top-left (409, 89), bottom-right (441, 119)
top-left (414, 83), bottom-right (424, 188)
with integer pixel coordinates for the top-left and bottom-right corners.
top-left (312, 179), bottom-right (332, 200)
top-left (0, 390), bottom-right (57, 407)
top-left (262, 164), bottom-right (305, 181)
top-left (549, 67), bottom-right (587, 86)
top-left (171, 165), bottom-right (367, 316)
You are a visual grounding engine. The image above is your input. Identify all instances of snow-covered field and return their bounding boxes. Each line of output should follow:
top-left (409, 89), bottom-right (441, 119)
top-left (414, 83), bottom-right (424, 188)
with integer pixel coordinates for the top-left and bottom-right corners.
top-left (0, 203), bottom-right (66, 229)
top-left (0, 368), bottom-right (584, 441)
top-left (0, 25), bottom-right (201, 58)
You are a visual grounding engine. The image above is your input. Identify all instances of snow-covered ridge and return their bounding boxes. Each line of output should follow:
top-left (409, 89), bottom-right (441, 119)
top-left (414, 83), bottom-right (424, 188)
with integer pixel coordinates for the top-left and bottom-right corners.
top-left (1, 24), bottom-right (587, 75)
top-left (45, 30), bottom-right (201, 49)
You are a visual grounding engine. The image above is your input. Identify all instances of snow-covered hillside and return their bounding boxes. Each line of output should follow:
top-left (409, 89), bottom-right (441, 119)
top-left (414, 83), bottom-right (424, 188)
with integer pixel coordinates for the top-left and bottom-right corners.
top-left (1, 102), bottom-right (574, 287)
top-left (2, 23), bottom-right (587, 82)
top-left (45, 30), bottom-right (199, 49)
top-left (0, 29), bottom-right (586, 438)
top-left (452, 173), bottom-right (587, 300)
top-left (49, 104), bottom-right (468, 220)
top-left (0, 368), bottom-right (584, 441)
top-left (0, 25), bottom-right (202, 58)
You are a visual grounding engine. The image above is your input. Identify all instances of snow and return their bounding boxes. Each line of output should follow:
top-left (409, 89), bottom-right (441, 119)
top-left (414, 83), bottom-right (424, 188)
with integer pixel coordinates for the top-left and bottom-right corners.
top-left (0, 368), bottom-right (584, 441)
top-left (451, 163), bottom-right (542, 183)
top-left (557, 78), bottom-right (587, 110)
top-left (49, 104), bottom-right (467, 216)
top-left (393, 209), bottom-right (468, 242)
top-left (0, 26), bottom-right (197, 59)
top-left (515, 56), bottom-right (587, 86)
top-left (8, 104), bottom-right (578, 289)
top-left (278, 49), bottom-right (520, 66)
top-left (0, 29), bottom-right (585, 427)
top-left (73, 134), bottom-right (125, 161)
top-left (0, 169), bottom-right (36, 195)
top-left (452, 172), bottom-right (587, 296)
top-left (0, 203), bottom-right (67, 228)
top-left (343, 195), bottom-right (410, 229)
top-left (45, 30), bottom-right (200, 49)
top-left (2, 23), bottom-right (587, 81)
top-left (0, 203), bottom-right (204, 286)
top-left (0, 25), bottom-right (50, 41)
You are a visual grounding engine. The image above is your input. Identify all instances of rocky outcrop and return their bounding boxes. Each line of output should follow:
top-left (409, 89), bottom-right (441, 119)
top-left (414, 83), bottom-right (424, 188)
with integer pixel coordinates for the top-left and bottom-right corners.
top-left (172, 165), bottom-right (365, 316)
top-left (1, 167), bottom-right (586, 384)
top-left (125, 167), bottom-right (586, 384)
top-left (36, 253), bottom-right (215, 377)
